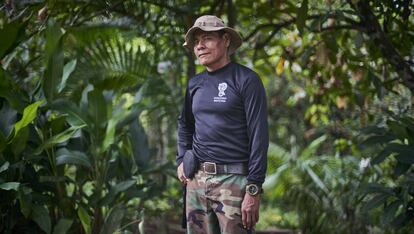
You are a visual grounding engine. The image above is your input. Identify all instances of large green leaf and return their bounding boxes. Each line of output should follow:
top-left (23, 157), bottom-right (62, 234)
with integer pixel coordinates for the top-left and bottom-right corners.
top-left (100, 205), bottom-right (125, 234)
top-left (0, 18), bottom-right (28, 59)
top-left (0, 68), bottom-right (26, 111)
top-left (393, 145), bottom-right (414, 164)
top-left (58, 59), bottom-right (77, 93)
top-left (43, 19), bottom-right (64, 102)
top-left (70, 34), bottom-right (152, 91)
top-left (77, 206), bottom-right (91, 234)
top-left (0, 182), bottom-right (20, 190)
top-left (101, 180), bottom-right (136, 205)
top-left (50, 99), bottom-right (92, 127)
top-left (383, 200), bottom-right (402, 224)
top-left (360, 183), bottom-right (395, 196)
top-left (130, 120), bottom-right (150, 167)
top-left (53, 218), bottom-right (73, 234)
top-left (56, 148), bottom-right (92, 168)
top-left (0, 161), bottom-right (10, 174)
top-left (103, 118), bottom-right (116, 151)
top-left (363, 193), bottom-right (390, 211)
top-left (32, 204), bottom-right (51, 234)
top-left (263, 163), bottom-right (289, 190)
top-left (34, 125), bottom-right (86, 155)
top-left (88, 88), bottom-right (108, 129)
top-left (0, 101), bottom-right (17, 139)
top-left (13, 99), bottom-right (45, 138)
top-left (301, 135), bottom-right (327, 159)
top-left (18, 186), bottom-right (32, 218)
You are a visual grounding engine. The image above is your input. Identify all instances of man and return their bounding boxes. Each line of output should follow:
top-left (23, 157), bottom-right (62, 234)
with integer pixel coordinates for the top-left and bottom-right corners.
top-left (177, 15), bottom-right (268, 234)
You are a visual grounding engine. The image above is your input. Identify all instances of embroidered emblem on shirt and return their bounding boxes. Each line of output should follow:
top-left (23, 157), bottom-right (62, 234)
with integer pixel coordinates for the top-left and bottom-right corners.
top-left (218, 83), bottom-right (227, 97)
top-left (214, 82), bottom-right (228, 103)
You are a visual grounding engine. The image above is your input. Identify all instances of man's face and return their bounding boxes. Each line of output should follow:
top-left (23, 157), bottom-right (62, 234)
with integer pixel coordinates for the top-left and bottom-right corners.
top-left (193, 30), bottom-right (230, 70)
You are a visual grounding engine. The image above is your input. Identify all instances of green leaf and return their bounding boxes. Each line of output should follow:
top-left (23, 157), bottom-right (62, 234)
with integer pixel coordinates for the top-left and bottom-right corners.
top-left (394, 162), bottom-right (410, 176)
top-left (53, 218), bottom-right (73, 234)
top-left (56, 148), bottom-right (92, 168)
top-left (32, 204), bottom-right (51, 234)
top-left (11, 126), bottom-right (29, 155)
top-left (388, 120), bottom-right (408, 140)
top-left (354, 32), bottom-right (363, 48)
top-left (395, 153), bottom-right (414, 164)
top-left (301, 135), bottom-right (327, 159)
top-left (18, 186), bottom-right (32, 218)
top-left (359, 135), bottom-right (395, 148)
top-left (78, 206), bottom-right (91, 234)
top-left (0, 182), bottom-right (20, 190)
top-left (50, 99), bottom-right (92, 127)
top-left (394, 145), bottom-right (414, 164)
top-left (58, 59), bottom-right (77, 92)
top-left (100, 205), bottom-right (125, 234)
top-left (101, 180), bottom-right (136, 206)
top-left (34, 125), bottom-right (86, 155)
top-left (383, 200), bottom-right (402, 224)
top-left (103, 118), bottom-right (116, 151)
top-left (0, 68), bottom-right (26, 111)
top-left (360, 183), bottom-right (394, 196)
top-left (43, 19), bottom-right (64, 102)
top-left (296, 0), bottom-right (308, 35)
top-left (371, 148), bottom-right (393, 164)
top-left (13, 100), bottom-right (45, 138)
top-left (0, 101), bottom-right (17, 139)
top-left (263, 163), bottom-right (289, 190)
top-left (130, 120), bottom-right (150, 167)
top-left (88, 88), bottom-right (107, 129)
top-left (305, 165), bottom-right (329, 194)
top-left (363, 194), bottom-right (389, 211)
top-left (0, 18), bottom-right (28, 59)
top-left (0, 161), bottom-right (10, 173)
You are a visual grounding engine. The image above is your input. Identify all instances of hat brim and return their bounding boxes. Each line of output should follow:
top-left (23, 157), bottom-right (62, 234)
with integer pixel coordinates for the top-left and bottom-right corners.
top-left (183, 26), bottom-right (242, 55)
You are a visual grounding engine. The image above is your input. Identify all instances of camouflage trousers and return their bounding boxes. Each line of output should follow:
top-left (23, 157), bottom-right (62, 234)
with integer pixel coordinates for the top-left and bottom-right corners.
top-left (186, 170), bottom-right (254, 234)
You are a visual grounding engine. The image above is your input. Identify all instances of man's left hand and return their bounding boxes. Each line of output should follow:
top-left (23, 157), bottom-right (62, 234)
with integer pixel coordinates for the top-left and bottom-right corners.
top-left (241, 193), bottom-right (260, 230)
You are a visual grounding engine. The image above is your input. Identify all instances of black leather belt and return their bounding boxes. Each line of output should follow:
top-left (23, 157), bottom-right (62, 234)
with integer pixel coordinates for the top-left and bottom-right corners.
top-left (199, 162), bottom-right (248, 175)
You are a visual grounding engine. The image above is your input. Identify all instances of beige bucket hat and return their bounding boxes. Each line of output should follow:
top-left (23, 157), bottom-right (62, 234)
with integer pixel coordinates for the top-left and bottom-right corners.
top-left (183, 15), bottom-right (242, 55)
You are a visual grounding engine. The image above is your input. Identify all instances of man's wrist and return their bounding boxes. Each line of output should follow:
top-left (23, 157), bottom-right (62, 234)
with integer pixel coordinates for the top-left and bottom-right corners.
top-left (245, 183), bottom-right (263, 196)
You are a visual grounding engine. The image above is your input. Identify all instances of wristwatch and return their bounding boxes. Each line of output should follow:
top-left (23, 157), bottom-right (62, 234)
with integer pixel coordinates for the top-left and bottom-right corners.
top-left (246, 184), bottom-right (261, 196)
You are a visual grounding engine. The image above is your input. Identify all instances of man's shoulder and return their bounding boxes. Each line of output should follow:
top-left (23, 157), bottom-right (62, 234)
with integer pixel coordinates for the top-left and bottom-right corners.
top-left (187, 71), bottom-right (207, 88)
top-left (232, 62), bottom-right (260, 81)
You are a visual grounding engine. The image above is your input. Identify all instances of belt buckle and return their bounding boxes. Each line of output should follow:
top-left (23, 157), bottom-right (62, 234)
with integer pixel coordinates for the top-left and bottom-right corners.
top-left (203, 162), bottom-right (217, 175)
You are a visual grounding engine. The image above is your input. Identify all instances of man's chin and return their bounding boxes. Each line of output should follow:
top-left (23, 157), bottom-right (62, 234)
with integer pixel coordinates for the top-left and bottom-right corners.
top-left (198, 59), bottom-right (210, 66)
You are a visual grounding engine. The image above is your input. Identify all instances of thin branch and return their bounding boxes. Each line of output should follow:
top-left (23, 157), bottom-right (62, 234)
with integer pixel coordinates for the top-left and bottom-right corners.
top-left (71, 0), bottom-right (124, 26)
top-left (244, 12), bottom-right (359, 42)
top-left (139, 0), bottom-right (189, 15)
top-left (312, 24), bottom-right (366, 33)
top-left (348, 0), bottom-right (414, 92)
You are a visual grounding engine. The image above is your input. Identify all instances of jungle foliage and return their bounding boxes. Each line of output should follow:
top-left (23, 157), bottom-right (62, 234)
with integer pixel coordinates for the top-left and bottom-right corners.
top-left (0, 0), bottom-right (413, 233)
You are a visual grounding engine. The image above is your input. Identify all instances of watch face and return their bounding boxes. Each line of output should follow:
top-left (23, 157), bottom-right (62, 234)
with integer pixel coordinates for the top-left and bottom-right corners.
top-left (247, 184), bottom-right (259, 195)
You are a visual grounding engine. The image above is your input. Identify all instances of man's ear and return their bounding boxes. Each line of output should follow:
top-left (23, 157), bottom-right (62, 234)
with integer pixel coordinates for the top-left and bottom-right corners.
top-left (223, 33), bottom-right (230, 47)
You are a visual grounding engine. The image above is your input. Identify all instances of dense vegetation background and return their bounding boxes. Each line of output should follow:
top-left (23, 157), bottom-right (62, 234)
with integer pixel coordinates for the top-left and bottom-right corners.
top-left (1, 0), bottom-right (414, 233)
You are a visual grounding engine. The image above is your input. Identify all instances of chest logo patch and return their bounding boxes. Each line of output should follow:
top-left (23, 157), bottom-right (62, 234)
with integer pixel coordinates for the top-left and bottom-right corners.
top-left (218, 83), bottom-right (227, 97)
top-left (214, 82), bottom-right (228, 103)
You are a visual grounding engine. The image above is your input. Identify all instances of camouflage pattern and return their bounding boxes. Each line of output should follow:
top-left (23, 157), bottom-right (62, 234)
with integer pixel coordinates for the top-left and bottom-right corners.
top-left (186, 170), bottom-right (254, 234)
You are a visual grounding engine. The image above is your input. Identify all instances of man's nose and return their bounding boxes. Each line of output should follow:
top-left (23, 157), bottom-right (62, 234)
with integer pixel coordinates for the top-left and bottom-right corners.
top-left (195, 40), bottom-right (205, 50)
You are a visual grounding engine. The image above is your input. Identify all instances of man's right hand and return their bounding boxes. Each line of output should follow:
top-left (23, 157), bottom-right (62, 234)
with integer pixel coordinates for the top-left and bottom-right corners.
top-left (177, 162), bottom-right (189, 184)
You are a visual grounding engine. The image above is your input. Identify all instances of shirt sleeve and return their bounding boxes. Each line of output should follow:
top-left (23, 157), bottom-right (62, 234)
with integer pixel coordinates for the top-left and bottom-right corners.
top-left (241, 73), bottom-right (269, 186)
top-left (176, 83), bottom-right (195, 166)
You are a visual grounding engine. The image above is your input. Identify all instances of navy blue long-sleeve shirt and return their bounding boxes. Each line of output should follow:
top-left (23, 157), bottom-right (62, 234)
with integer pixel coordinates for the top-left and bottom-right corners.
top-left (177, 62), bottom-right (269, 185)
